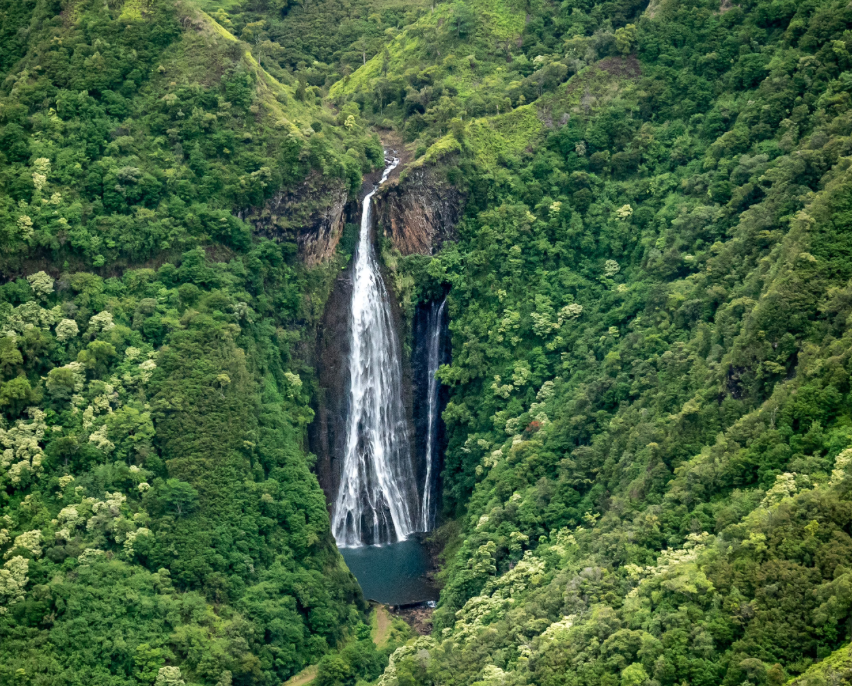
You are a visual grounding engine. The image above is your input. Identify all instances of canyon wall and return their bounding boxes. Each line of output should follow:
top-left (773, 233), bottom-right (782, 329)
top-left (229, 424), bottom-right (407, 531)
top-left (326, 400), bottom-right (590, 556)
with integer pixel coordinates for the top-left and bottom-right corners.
top-left (308, 195), bottom-right (418, 508)
top-left (238, 172), bottom-right (350, 266)
top-left (308, 164), bottom-right (462, 511)
top-left (375, 167), bottom-right (464, 256)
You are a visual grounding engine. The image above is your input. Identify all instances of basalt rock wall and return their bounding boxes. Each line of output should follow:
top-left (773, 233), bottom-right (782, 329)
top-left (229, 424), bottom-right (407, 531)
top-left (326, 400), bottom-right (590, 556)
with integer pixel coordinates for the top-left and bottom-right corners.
top-left (375, 166), bottom-right (464, 256)
top-left (308, 259), bottom-right (352, 506)
top-left (238, 172), bottom-right (350, 266)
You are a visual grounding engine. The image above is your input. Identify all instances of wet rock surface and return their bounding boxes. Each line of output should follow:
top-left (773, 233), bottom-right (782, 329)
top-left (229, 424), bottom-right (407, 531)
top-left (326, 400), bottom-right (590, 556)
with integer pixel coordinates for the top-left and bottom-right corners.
top-left (308, 266), bottom-right (352, 506)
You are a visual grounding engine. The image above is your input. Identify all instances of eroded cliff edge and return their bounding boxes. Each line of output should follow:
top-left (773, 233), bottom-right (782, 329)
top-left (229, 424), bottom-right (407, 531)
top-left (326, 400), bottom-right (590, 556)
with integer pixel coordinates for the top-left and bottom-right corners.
top-left (375, 166), bottom-right (464, 256)
top-left (239, 172), bottom-right (351, 266)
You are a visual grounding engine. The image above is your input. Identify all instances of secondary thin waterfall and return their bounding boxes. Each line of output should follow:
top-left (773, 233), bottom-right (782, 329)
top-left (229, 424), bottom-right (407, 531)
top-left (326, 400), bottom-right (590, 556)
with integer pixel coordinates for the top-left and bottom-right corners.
top-left (419, 299), bottom-right (446, 531)
top-left (332, 155), bottom-right (417, 548)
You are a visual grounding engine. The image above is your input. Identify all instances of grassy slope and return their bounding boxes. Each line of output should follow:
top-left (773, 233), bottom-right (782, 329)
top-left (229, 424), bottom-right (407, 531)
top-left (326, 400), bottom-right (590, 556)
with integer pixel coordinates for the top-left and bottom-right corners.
top-left (417, 56), bottom-right (640, 170)
top-left (330, 0), bottom-right (526, 102)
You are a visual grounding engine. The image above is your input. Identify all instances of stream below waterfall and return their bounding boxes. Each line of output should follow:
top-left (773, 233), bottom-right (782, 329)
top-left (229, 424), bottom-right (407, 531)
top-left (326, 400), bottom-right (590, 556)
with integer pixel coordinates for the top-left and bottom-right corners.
top-left (331, 154), bottom-right (445, 605)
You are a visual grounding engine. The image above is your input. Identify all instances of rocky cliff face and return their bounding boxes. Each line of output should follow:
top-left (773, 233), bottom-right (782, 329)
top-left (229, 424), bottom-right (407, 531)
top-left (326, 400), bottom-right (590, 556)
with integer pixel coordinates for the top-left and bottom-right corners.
top-left (308, 265), bottom-right (352, 506)
top-left (239, 173), bottom-right (352, 266)
top-left (309, 163), bottom-right (463, 512)
top-left (375, 167), bottom-right (464, 256)
top-left (308, 225), bottom-right (417, 510)
top-left (240, 160), bottom-right (464, 267)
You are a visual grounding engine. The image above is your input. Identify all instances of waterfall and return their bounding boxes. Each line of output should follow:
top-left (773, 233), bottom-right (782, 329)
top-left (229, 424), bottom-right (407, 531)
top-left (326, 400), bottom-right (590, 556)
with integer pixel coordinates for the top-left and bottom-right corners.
top-left (420, 298), bottom-right (446, 531)
top-left (332, 155), bottom-right (418, 548)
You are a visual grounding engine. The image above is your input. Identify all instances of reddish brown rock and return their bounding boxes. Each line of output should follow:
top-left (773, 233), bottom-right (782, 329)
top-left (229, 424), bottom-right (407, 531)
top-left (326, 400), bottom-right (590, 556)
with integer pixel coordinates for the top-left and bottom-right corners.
top-left (375, 167), bottom-right (464, 256)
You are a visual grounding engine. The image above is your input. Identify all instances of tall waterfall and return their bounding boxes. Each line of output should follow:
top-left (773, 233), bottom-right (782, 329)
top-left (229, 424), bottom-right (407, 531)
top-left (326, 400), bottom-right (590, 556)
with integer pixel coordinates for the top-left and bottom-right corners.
top-left (420, 299), bottom-right (446, 531)
top-left (332, 156), bottom-right (418, 548)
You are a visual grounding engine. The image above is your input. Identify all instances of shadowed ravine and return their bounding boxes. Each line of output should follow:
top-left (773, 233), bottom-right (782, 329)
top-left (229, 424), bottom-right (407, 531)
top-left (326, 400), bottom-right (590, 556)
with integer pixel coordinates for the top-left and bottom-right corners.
top-left (418, 298), bottom-right (447, 532)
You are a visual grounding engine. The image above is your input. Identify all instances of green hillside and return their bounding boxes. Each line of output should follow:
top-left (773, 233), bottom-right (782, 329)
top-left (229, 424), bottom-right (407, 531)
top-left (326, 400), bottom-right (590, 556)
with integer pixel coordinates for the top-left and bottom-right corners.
top-left (0, 1), bottom-right (389, 684)
top-left (336, 0), bottom-right (852, 682)
top-left (3, 0), bottom-right (852, 684)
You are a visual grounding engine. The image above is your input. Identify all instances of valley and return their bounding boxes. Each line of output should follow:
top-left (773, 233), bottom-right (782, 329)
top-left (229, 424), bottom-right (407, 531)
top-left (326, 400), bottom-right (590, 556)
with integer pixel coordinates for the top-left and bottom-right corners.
top-left (2, 0), bottom-right (852, 685)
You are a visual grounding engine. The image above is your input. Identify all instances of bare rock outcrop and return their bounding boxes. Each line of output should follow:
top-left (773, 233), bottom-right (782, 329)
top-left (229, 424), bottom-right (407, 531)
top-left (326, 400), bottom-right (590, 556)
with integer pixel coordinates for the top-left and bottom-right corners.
top-left (309, 268), bottom-right (353, 506)
top-left (375, 167), bottom-right (464, 256)
top-left (239, 172), bottom-right (350, 266)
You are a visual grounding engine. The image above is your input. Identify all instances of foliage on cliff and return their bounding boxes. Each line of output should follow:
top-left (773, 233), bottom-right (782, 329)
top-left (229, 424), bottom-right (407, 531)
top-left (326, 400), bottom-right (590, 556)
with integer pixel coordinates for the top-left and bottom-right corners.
top-left (6, 0), bottom-right (852, 684)
top-left (0, 246), bottom-right (370, 685)
top-left (208, 0), bottom-right (432, 80)
top-left (0, 0), bottom-right (382, 684)
top-left (0, 0), bottom-right (377, 275)
top-left (368, 0), bottom-right (852, 684)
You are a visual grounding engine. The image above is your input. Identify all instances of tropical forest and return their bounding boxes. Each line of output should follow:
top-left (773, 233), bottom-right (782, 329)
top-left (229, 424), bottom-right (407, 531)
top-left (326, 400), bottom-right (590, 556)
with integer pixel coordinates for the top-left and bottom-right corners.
top-left (2, 0), bottom-right (852, 684)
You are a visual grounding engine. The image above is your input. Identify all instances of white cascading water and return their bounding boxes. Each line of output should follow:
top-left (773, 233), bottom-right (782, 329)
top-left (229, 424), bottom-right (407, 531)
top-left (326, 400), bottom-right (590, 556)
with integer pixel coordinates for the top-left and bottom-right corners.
top-left (420, 299), bottom-right (446, 531)
top-left (332, 155), bottom-right (418, 548)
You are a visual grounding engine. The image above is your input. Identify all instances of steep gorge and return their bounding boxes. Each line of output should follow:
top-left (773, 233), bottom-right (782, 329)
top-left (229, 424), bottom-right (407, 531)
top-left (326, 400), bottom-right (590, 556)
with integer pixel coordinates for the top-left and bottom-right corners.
top-left (5, 0), bottom-right (852, 684)
top-left (309, 156), bottom-right (454, 527)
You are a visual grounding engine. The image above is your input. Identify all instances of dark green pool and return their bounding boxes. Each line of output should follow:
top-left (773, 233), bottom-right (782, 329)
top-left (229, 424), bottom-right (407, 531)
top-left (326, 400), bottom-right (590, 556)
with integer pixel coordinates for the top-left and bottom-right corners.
top-left (341, 537), bottom-right (438, 606)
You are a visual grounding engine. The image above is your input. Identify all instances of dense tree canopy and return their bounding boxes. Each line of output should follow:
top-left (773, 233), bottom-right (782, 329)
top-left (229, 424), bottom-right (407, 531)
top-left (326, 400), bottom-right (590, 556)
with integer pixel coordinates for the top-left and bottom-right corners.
top-left (350, 0), bottom-right (852, 684)
top-left (0, 0), bottom-right (387, 683)
top-left (4, 0), bottom-right (852, 684)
